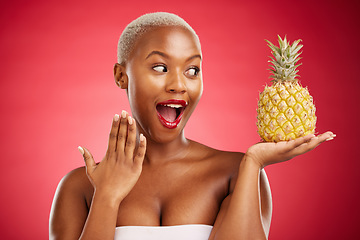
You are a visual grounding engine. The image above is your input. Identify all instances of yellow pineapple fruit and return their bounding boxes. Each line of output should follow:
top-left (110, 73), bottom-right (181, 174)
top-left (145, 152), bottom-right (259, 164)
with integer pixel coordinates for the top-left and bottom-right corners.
top-left (257, 36), bottom-right (316, 142)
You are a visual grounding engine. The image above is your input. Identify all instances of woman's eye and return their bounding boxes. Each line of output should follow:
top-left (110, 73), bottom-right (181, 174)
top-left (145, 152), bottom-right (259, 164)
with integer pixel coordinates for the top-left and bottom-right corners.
top-left (186, 67), bottom-right (200, 77)
top-left (153, 65), bottom-right (167, 73)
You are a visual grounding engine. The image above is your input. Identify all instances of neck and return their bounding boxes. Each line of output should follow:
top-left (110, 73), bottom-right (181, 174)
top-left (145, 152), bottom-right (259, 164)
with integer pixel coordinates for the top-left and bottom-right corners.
top-left (140, 131), bottom-right (191, 165)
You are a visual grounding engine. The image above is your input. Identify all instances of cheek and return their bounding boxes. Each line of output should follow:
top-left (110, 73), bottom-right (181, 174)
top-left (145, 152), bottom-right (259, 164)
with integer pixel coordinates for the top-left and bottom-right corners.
top-left (129, 75), bottom-right (163, 99)
top-left (128, 81), bottom-right (150, 109)
top-left (188, 80), bottom-right (203, 103)
top-left (127, 74), bottom-right (162, 113)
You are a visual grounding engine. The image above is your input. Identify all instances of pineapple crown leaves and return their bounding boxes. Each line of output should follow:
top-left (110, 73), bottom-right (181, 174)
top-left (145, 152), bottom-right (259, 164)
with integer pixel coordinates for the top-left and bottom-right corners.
top-left (266, 35), bottom-right (303, 83)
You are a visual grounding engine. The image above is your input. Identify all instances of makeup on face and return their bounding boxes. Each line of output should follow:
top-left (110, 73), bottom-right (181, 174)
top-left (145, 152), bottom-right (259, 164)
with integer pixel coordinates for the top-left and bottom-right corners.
top-left (125, 26), bottom-right (203, 141)
top-left (156, 99), bottom-right (188, 129)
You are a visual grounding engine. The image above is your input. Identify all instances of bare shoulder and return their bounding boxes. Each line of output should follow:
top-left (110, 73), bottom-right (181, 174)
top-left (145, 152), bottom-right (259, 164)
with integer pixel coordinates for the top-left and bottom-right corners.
top-left (189, 140), bottom-right (270, 195)
top-left (52, 166), bottom-right (93, 204)
top-left (49, 167), bottom-right (93, 239)
top-left (188, 139), bottom-right (244, 178)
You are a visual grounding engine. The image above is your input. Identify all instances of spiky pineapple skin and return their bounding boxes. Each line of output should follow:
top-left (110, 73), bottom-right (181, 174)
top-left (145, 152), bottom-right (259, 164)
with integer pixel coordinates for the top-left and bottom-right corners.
top-left (257, 81), bottom-right (316, 142)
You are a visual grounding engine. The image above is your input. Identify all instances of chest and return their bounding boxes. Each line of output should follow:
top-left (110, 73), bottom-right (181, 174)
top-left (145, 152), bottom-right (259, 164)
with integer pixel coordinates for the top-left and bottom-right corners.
top-left (116, 162), bottom-right (230, 226)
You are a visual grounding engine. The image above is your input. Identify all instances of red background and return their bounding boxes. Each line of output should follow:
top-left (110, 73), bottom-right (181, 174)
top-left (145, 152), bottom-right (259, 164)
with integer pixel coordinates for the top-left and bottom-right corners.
top-left (1, 0), bottom-right (359, 239)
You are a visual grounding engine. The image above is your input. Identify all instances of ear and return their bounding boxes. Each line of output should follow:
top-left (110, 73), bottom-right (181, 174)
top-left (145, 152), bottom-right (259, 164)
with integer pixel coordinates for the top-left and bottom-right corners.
top-left (114, 63), bottom-right (128, 89)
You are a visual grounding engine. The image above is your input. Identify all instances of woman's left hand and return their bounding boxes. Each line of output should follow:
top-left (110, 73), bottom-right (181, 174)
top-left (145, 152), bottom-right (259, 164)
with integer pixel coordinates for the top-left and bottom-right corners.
top-left (245, 131), bottom-right (336, 168)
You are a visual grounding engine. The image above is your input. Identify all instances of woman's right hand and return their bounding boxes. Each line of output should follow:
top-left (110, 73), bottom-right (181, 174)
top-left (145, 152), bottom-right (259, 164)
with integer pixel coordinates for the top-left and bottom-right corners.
top-left (78, 111), bottom-right (147, 204)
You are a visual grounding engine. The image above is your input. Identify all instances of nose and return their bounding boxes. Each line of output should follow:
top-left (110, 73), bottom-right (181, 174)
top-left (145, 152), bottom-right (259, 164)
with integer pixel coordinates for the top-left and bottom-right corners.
top-left (165, 70), bottom-right (187, 94)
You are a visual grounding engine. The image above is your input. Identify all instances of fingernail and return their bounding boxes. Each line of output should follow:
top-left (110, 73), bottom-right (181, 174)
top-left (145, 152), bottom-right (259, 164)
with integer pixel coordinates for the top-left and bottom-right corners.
top-left (78, 146), bottom-right (85, 155)
top-left (140, 133), bottom-right (145, 141)
top-left (326, 137), bottom-right (334, 141)
top-left (121, 110), bottom-right (127, 118)
top-left (114, 114), bottom-right (120, 122)
top-left (128, 116), bottom-right (133, 125)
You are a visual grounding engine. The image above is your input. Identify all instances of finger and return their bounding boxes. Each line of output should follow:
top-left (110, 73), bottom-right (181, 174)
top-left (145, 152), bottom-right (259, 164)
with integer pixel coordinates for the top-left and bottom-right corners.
top-left (106, 114), bottom-right (120, 159)
top-left (291, 137), bottom-right (319, 156)
top-left (285, 134), bottom-right (315, 152)
top-left (124, 116), bottom-right (136, 160)
top-left (134, 133), bottom-right (147, 166)
top-left (321, 131), bottom-right (336, 142)
top-left (78, 146), bottom-right (96, 176)
top-left (308, 131), bottom-right (335, 146)
top-left (116, 110), bottom-right (128, 154)
top-left (291, 131), bottom-right (335, 156)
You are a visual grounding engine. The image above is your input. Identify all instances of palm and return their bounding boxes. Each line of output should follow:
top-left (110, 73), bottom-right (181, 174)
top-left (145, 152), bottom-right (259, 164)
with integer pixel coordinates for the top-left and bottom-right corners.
top-left (246, 131), bottom-right (335, 168)
top-left (80, 112), bottom-right (147, 201)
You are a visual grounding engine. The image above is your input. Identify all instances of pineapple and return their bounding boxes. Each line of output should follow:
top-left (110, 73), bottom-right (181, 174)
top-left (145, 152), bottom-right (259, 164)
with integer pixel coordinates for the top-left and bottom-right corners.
top-left (256, 36), bottom-right (316, 142)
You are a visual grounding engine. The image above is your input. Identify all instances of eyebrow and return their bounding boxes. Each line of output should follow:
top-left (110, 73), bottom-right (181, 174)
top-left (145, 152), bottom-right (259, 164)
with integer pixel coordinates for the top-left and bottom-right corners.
top-left (145, 50), bottom-right (202, 61)
top-left (187, 54), bottom-right (202, 61)
top-left (146, 51), bottom-right (168, 59)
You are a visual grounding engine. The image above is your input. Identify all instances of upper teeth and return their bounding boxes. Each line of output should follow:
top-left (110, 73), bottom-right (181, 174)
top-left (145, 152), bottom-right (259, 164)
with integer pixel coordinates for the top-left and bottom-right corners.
top-left (164, 104), bottom-right (183, 108)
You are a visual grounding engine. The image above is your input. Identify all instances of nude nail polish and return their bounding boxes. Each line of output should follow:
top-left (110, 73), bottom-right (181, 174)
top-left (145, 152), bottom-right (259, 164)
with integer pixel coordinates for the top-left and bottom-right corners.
top-left (121, 110), bottom-right (127, 118)
top-left (114, 114), bottom-right (120, 121)
top-left (128, 116), bottom-right (133, 125)
top-left (78, 146), bottom-right (85, 155)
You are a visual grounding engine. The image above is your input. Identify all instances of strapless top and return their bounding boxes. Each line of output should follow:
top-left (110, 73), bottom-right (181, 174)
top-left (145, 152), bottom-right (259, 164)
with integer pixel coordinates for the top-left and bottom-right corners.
top-left (114, 224), bottom-right (213, 240)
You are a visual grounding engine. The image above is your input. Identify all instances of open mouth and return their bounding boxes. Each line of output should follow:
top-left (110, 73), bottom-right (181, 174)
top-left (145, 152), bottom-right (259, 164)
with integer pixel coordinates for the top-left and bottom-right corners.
top-left (156, 99), bottom-right (187, 129)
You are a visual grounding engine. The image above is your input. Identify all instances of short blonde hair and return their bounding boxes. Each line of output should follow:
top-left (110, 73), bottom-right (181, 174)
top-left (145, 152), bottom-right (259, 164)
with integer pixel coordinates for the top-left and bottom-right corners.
top-left (117, 12), bottom-right (200, 64)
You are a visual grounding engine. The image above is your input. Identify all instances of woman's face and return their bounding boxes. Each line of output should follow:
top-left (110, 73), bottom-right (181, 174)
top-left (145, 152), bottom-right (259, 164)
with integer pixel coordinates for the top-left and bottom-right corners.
top-left (122, 26), bottom-right (203, 143)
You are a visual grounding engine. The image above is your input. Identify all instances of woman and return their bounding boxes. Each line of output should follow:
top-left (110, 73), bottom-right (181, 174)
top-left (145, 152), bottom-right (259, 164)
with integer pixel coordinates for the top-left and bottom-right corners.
top-left (49, 12), bottom-right (335, 240)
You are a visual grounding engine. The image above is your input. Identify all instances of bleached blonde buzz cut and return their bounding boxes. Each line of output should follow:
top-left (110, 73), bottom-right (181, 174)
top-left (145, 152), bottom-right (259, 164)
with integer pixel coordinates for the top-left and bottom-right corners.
top-left (117, 12), bottom-right (200, 65)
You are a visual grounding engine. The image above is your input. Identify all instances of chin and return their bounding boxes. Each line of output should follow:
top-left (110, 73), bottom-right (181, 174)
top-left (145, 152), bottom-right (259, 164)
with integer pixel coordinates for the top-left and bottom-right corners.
top-left (148, 124), bottom-right (186, 144)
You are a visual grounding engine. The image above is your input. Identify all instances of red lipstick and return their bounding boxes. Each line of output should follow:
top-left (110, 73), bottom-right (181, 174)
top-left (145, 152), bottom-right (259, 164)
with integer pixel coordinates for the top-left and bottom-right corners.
top-left (156, 99), bottom-right (187, 129)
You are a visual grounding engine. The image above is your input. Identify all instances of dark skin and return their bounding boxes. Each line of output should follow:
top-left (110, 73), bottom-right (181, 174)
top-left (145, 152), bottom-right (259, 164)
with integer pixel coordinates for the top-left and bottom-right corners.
top-left (49, 26), bottom-right (335, 240)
